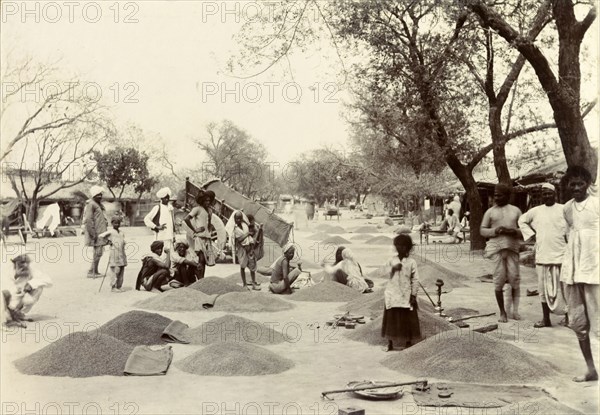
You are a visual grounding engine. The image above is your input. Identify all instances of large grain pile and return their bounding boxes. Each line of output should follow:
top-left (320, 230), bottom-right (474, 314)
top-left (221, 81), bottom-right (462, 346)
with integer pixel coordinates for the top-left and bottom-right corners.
top-left (340, 292), bottom-right (435, 317)
top-left (289, 281), bottom-right (361, 302)
top-left (315, 224), bottom-right (333, 231)
top-left (189, 277), bottom-right (246, 295)
top-left (352, 226), bottom-right (379, 234)
top-left (381, 331), bottom-right (558, 383)
top-left (94, 310), bottom-right (172, 346)
top-left (417, 259), bottom-right (469, 287)
top-left (176, 342), bottom-right (294, 376)
top-left (186, 315), bottom-right (285, 345)
top-left (136, 288), bottom-right (217, 312)
top-left (15, 332), bottom-right (134, 377)
top-left (307, 232), bottom-right (330, 241)
top-left (322, 236), bottom-right (351, 245)
top-left (213, 292), bottom-right (295, 312)
top-left (351, 234), bottom-right (374, 241)
top-left (327, 226), bottom-right (346, 234)
top-left (347, 309), bottom-right (456, 346)
top-left (366, 236), bottom-right (394, 245)
top-left (224, 272), bottom-right (270, 285)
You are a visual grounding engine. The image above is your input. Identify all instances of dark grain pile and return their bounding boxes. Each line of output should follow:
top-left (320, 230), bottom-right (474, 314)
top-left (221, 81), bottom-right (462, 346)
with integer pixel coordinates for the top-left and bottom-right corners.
top-left (366, 236), bottom-right (393, 245)
top-left (186, 314), bottom-right (285, 345)
top-left (189, 277), bottom-right (246, 295)
top-left (347, 309), bottom-right (456, 346)
top-left (136, 288), bottom-right (217, 312)
top-left (289, 281), bottom-right (361, 302)
top-left (381, 331), bottom-right (558, 383)
top-left (213, 292), bottom-right (295, 312)
top-left (322, 236), bottom-right (351, 245)
top-left (175, 343), bottom-right (294, 376)
top-left (352, 226), bottom-right (379, 234)
top-left (15, 332), bottom-right (134, 377)
top-left (93, 310), bottom-right (172, 346)
top-left (350, 234), bottom-right (374, 240)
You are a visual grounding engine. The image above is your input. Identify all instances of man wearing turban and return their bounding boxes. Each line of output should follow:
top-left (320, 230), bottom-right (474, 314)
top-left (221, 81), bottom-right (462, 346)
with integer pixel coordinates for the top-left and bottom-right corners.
top-left (144, 187), bottom-right (175, 250)
top-left (519, 183), bottom-right (568, 328)
top-left (83, 186), bottom-right (108, 278)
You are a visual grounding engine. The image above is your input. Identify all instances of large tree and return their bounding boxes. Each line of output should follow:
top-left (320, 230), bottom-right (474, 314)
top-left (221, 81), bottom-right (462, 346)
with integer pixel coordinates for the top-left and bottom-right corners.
top-left (465, 0), bottom-right (598, 180)
top-left (93, 147), bottom-right (157, 202)
top-left (1, 56), bottom-right (103, 162)
top-left (9, 121), bottom-right (112, 223)
top-left (195, 120), bottom-right (269, 198)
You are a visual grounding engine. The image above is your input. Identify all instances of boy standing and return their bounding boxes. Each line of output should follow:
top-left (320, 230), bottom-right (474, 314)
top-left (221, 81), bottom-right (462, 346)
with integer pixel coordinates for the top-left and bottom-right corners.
top-left (100, 217), bottom-right (127, 292)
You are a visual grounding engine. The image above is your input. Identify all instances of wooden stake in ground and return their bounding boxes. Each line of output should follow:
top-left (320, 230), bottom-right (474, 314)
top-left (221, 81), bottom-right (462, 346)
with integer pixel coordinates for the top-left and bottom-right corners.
top-left (98, 261), bottom-right (111, 292)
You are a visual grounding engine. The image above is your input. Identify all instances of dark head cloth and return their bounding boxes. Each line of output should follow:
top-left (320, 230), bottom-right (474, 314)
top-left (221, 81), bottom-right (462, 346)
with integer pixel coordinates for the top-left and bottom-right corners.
top-left (150, 241), bottom-right (164, 252)
top-left (11, 254), bottom-right (31, 264)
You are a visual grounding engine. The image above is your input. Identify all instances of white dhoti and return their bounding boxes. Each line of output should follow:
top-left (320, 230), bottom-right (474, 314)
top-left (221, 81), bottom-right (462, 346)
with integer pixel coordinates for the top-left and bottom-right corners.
top-left (536, 264), bottom-right (567, 314)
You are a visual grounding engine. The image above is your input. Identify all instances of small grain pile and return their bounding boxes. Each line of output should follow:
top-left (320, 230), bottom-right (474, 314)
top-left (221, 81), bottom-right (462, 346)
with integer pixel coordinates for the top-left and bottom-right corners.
top-left (186, 315), bottom-right (285, 345)
top-left (351, 234), bottom-right (373, 240)
top-left (289, 281), bottom-right (361, 302)
top-left (366, 236), bottom-right (394, 245)
top-left (347, 310), bottom-right (456, 346)
top-left (189, 277), bottom-right (246, 295)
top-left (381, 331), bottom-right (558, 383)
top-left (94, 310), bottom-right (172, 346)
top-left (307, 232), bottom-right (330, 241)
top-left (213, 292), bottom-right (295, 312)
top-left (136, 288), bottom-right (217, 312)
top-left (176, 342), bottom-right (294, 376)
top-left (327, 226), bottom-right (346, 234)
top-left (418, 260), bottom-right (469, 286)
top-left (367, 266), bottom-right (388, 279)
top-left (340, 293), bottom-right (436, 318)
top-left (315, 224), bottom-right (333, 231)
top-left (353, 226), bottom-right (379, 234)
top-left (322, 236), bottom-right (351, 245)
top-left (224, 272), bottom-right (270, 285)
top-left (15, 332), bottom-right (134, 377)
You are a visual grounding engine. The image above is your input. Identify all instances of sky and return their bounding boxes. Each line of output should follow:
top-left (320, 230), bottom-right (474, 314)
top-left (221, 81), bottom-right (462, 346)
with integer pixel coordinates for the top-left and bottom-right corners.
top-left (1, 0), bottom-right (598, 176)
top-left (1, 1), bottom-right (351, 170)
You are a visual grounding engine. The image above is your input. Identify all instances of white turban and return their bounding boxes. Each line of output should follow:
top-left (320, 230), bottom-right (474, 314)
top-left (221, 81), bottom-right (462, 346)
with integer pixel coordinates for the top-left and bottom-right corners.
top-left (156, 187), bottom-right (171, 198)
top-left (541, 183), bottom-right (555, 191)
top-left (89, 185), bottom-right (105, 197)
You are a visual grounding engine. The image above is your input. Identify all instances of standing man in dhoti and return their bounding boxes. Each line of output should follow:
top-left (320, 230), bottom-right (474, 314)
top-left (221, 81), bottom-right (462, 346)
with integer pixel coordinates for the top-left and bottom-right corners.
top-left (144, 188), bottom-right (175, 250)
top-left (560, 166), bottom-right (599, 382)
top-left (519, 183), bottom-right (568, 328)
top-left (84, 186), bottom-right (108, 278)
top-left (481, 184), bottom-right (523, 323)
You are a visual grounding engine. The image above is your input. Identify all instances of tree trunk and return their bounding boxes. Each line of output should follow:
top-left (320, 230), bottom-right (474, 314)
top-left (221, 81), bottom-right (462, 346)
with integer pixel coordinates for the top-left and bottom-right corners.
top-left (27, 198), bottom-right (39, 227)
top-left (490, 107), bottom-right (512, 186)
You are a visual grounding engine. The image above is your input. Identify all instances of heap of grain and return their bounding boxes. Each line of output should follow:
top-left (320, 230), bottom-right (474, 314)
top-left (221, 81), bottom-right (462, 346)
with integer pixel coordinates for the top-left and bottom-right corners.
top-left (213, 292), bottom-right (295, 312)
top-left (327, 226), bottom-right (346, 234)
top-left (15, 332), bottom-right (133, 377)
top-left (186, 315), bottom-right (285, 345)
top-left (341, 293), bottom-right (435, 318)
top-left (136, 288), bottom-right (217, 312)
top-left (381, 331), bottom-right (558, 383)
top-left (307, 232), bottom-right (331, 241)
top-left (352, 226), bottom-right (379, 234)
top-left (351, 234), bottom-right (374, 241)
top-left (366, 236), bottom-right (394, 245)
top-left (322, 236), bottom-right (351, 245)
top-left (189, 277), bottom-right (246, 295)
top-left (176, 343), bottom-right (294, 376)
top-left (347, 309), bottom-right (456, 346)
top-left (289, 281), bottom-right (362, 302)
top-left (93, 310), bottom-right (172, 345)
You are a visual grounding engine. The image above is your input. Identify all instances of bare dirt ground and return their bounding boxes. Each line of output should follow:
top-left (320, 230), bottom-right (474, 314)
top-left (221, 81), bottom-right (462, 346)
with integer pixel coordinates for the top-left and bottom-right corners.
top-left (1, 211), bottom-right (598, 415)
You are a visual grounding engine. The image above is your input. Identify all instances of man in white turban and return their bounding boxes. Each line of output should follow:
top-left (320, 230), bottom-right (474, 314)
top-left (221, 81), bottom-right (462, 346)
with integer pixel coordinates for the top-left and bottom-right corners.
top-left (144, 187), bottom-right (174, 249)
top-left (83, 186), bottom-right (108, 277)
top-left (519, 183), bottom-right (568, 328)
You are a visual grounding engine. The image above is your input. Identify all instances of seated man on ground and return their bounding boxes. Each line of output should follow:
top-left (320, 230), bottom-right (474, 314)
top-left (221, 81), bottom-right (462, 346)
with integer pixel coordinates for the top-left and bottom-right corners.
top-left (323, 248), bottom-right (372, 293)
top-left (446, 209), bottom-right (463, 243)
top-left (136, 241), bottom-right (174, 292)
top-left (170, 240), bottom-right (200, 287)
top-left (269, 243), bottom-right (302, 294)
top-left (2, 254), bottom-right (52, 328)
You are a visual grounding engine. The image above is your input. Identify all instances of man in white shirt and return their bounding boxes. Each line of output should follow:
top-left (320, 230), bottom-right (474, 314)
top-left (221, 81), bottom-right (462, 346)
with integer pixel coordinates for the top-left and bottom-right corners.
top-left (560, 166), bottom-right (599, 382)
top-left (144, 187), bottom-right (175, 250)
top-left (519, 183), bottom-right (567, 328)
